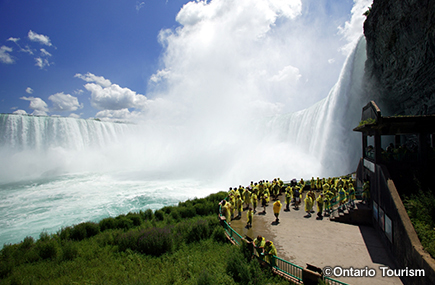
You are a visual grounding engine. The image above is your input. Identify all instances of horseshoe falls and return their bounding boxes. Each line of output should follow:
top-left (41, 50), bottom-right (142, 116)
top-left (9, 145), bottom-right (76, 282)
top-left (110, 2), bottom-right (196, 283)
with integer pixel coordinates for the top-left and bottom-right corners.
top-left (0, 37), bottom-right (367, 246)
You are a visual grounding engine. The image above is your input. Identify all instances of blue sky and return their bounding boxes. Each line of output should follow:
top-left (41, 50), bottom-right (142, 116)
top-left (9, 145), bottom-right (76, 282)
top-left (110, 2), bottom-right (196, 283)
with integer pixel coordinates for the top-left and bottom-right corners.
top-left (0, 0), bottom-right (372, 120)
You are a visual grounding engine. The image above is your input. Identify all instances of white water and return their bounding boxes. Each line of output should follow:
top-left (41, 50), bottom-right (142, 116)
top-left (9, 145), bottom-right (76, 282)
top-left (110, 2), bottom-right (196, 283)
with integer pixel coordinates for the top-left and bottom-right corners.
top-left (0, 37), bottom-right (367, 246)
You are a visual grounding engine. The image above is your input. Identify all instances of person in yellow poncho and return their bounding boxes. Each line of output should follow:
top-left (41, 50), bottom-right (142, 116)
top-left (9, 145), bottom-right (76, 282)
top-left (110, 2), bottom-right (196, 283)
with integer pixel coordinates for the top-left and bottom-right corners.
top-left (221, 200), bottom-right (232, 225)
top-left (251, 192), bottom-right (258, 213)
top-left (235, 194), bottom-right (243, 218)
top-left (316, 194), bottom-right (324, 218)
top-left (253, 235), bottom-right (265, 256)
top-left (304, 192), bottom-right (313, 217)
top-left (263, 240), bottom-right (277, 266)
top-left (273, 200), bottom-right (282, 223)
top-left (246, 207), bottom-right (254, 228)
top-left (285, 186), bottom-right (292, 211)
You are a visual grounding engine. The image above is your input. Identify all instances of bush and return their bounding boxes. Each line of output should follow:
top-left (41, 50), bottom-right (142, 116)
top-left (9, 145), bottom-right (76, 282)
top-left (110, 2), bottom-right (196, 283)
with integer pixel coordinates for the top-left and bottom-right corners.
top-left (62, 241), bottom-right (79, 261)
top-left (141, 209), bottom-right (153, 221)
top-left (187, 219), bottom-right (210, 243)
top-left (126, 213), bottom-right (143, 226)
top-left (154, 210), bottom-right (165, 221)
top-left (226, 248), bottom-right (252, 284)
top-left (116, 217), bottom-right (134, 230)
top-left (99, 217), bottom-right (117, 231)
top-left (37, 239), bottom-right (58, 260)
top-left (179, 206), bottom-right (196, 219)
top-left (137, 226), bottom-right (173, 257)
top-left (58, 226), bottom-right (72, 240)
top-left (70, 223), bottom-right (87, 241)
top-left (117, 231), bottom-right (140, 252)
top-left (21, 236), bottom-right (34, 249)
top-left (211, 227), bottom-right (227, 243)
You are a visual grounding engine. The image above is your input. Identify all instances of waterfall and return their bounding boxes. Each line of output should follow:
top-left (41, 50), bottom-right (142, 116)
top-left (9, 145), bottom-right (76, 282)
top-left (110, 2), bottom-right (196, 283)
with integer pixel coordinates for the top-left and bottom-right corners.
top-left (0, 37), bottom-right (367, 185)
top-left (264, 37), bottom-right (367, 177)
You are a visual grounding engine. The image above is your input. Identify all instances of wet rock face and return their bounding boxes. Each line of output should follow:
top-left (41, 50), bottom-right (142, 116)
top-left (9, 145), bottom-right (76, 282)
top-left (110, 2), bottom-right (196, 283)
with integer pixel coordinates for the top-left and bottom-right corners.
top-left (363, 0), bottom-right (435, 116)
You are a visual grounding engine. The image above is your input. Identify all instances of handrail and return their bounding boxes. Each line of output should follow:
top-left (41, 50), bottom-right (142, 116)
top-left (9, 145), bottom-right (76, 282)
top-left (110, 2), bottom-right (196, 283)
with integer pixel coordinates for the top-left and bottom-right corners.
top-left (218, 193), bottom-right (348, 285)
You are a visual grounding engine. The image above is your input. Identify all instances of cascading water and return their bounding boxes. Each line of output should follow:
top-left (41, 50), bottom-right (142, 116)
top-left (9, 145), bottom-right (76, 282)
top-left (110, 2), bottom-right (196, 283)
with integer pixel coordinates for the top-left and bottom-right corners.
top-left (0, 37), bottom-right (367, 246)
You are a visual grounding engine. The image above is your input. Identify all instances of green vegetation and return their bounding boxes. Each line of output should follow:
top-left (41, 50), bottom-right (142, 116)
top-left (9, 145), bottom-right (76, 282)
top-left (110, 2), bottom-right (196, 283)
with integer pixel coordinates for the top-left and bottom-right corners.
top-left (0, 191), bottom-right (287, 284)
top-left (404, 190), bottom-right (435, 258)
top-left (358, 117), bottom-right (376, 126)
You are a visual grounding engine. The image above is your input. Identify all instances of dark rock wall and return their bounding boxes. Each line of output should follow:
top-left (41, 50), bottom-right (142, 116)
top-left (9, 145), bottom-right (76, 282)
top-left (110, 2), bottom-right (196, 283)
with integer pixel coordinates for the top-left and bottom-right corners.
top-left (363, 0), bottom-right (435, 116)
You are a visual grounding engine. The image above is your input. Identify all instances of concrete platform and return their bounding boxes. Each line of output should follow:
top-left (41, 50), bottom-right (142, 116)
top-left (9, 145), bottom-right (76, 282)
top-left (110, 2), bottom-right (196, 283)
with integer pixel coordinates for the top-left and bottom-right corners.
top-left (228, 194), bottom-right (403, 285)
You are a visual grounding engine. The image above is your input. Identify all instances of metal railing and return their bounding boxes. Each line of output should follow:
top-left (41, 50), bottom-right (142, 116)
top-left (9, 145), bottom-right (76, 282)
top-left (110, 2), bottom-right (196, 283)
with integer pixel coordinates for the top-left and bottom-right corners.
top-left (218, 193), bottom-right (348, 285)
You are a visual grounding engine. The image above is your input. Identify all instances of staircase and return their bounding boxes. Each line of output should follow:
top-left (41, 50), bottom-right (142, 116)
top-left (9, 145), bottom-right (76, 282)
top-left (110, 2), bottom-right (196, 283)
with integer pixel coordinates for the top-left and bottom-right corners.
top-left (330, 200), bottom-right (372, 225)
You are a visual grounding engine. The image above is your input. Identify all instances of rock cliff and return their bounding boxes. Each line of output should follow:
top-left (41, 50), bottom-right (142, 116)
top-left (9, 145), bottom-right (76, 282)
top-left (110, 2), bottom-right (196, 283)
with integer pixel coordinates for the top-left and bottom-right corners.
top-left (363, 0), bottom-right (435, 116)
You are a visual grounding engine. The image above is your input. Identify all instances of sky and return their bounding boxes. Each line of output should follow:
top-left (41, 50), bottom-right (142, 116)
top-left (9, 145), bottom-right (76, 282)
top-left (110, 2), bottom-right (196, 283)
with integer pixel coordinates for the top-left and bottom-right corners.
top-left (0, 0), bottom-right (372, 121)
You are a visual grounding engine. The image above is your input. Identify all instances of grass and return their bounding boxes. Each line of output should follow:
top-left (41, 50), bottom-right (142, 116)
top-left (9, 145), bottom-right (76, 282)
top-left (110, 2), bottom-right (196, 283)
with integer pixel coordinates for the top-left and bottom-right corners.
top-left (0, 191), bottom-right (288, 284)
top-left (403, 190), bottom-right (435, 258)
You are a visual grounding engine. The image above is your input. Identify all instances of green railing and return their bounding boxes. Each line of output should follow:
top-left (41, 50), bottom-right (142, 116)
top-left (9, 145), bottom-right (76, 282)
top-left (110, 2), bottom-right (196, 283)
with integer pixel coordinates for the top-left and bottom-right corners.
top-left (222, 220), bottom-right (243, 245)
top-left (273, 255), bottom-right (303, 281)
top-left (219, 194), bottom-right (348, 285)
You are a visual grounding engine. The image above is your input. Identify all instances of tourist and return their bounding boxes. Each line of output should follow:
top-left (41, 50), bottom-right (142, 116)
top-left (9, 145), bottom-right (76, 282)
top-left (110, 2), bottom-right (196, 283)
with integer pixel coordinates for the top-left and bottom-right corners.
top-left (316, 194), bottom-right (324, 218)
top-left (253, 235), bottom-right (265, 256)
top-left (246, 207), bottom-right (253, 228)
top-left (304, 192), bottom-right (313, 217)
top-left (273, 199), bottom-right (282, 223)
top-left (263, 240), bottom-right (277, 266)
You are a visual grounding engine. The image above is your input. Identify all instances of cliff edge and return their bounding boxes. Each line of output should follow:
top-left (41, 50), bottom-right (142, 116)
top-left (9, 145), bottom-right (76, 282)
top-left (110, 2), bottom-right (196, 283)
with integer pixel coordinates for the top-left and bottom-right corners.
top-left (363, 0), bottom-right (435, 116)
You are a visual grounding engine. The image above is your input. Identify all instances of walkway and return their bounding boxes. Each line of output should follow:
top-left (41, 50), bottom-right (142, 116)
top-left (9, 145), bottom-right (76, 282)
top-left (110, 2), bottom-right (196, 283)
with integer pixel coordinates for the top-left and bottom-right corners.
top-left (228, 193), bottom-right (403, 285)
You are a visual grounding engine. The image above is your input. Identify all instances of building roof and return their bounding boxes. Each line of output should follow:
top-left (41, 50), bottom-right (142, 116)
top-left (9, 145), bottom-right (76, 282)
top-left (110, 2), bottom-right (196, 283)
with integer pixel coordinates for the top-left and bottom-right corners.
top-left (353, 101), bottom-right (435, 135)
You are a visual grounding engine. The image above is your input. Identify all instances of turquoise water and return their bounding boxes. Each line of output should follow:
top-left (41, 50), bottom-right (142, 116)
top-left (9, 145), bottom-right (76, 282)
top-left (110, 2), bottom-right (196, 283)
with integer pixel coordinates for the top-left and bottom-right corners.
top-left (0, 171), bottom-right (220, 246)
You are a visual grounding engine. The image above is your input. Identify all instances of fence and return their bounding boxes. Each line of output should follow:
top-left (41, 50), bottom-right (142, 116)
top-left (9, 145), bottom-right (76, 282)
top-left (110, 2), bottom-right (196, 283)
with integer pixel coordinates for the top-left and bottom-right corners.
top-left (219, 194), bottom-right (348, 285)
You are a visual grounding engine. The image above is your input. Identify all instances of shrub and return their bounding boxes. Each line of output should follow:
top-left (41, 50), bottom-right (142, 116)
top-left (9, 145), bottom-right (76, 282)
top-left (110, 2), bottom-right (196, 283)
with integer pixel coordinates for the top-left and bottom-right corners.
top-left (37, 239), bottom-right (58, 260)
top-left (187, 219), bottom-right (210, 243)
top-left (84, 222), bottom-right (100, 237)
top-left (126, 213), bottom-right (142, 226)
top-left (39, 231), bottom-right (50, 242)
top-left (154, 210), bottom-right (165, 221)
top-left (211, 227), bottom-right (227, 243)
top-left (170, 209), bottom-right (181, 221)
top-left (70, 223), bottom-right (87, 241)
top-left (58, 226), bottom-right (72, 240)
top-left (226, 248), bottom-right (252, 284)
top-left (179, 206), bottom-right (196, 219)
top-left (116, 217), bottom-right (134, 230)
top-left (137, 226), bottom-right (173, 257)
top-left (117, 231), bottom-right (140, 252)
top-left (141, 209), bottom-right (153, 221)
top-left (99, 217), bottom-right (117, 231)
top-left (62, 241), bottom-right (79, 261)
top-left (21, 236), bottom-right (34, 249)
top-left (197, 269), bottom-right (213, 285)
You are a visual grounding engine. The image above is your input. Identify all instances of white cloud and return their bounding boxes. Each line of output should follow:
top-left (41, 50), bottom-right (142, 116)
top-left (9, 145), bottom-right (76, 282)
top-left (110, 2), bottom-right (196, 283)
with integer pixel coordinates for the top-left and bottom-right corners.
top-left (74, 89), bottom-right (84, 95)
top-left (149, 69), bottom-right (171, 83)
top-left (338, 0), bottom-right (373, 54)
top-left (75, 73), bottom-right (112, 88)
top-left (136, 1), bottom-right (145, 12)
top-left (76, 73), bottom-right (148, 111)
top-left (268, 65), bottom-right (301, 82)
top-left (7, 37), bottom-right (20, 43)
top-left (40, 48), bottom-right (52, 57)
top-left (48, 92), bottom-right (83, 112)
top-left (35, 57), bottom-right (51, 69)
top-left (20, 96), bottom-right (49, 116)
top-left (69, 113), bottom-right (81, 118)
top-left (84, 82), bottom-right (148, 110)
top-left (0, 46), bottom-right (14, 64)
top-left (28, 30), bottom-right (52, 46)
top-left (13, 109), bottom-right (28, 115)
top-left (26, 87), bottom-right (34, 94)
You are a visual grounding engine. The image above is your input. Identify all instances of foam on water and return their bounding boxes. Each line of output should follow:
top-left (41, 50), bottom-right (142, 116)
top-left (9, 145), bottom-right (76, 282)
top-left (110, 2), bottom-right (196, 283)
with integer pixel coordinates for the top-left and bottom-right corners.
top-left (0, 37), bottom-right (367, 246)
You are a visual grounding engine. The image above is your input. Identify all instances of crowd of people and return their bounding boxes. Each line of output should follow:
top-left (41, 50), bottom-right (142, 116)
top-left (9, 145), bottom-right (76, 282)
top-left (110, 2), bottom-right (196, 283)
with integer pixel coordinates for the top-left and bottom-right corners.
top-left (219, 176), bottom-right (368, 265)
